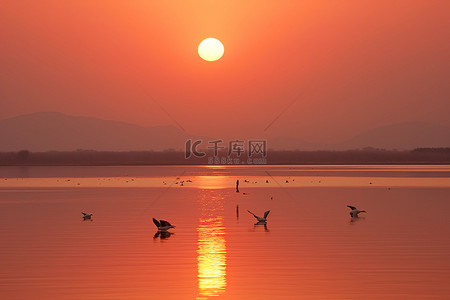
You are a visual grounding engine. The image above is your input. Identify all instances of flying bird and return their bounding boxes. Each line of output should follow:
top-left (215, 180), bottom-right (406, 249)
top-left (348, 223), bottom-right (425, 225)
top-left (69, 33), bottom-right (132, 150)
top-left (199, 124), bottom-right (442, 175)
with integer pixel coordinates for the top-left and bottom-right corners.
top-left (81, 212), bottom-right (93, 220)
top-left (153, 218), bottom-right (175, 231)
top-left (247, 210), bottom-right (271, 222)
top-left (347, 205), bottom-right (366, 218)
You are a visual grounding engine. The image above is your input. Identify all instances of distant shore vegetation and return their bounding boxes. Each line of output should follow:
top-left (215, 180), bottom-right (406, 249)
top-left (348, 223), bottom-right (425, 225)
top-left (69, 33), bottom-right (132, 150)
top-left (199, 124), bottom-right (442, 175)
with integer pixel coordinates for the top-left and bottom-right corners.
top-left (1, 148), bottom-right (449, 165)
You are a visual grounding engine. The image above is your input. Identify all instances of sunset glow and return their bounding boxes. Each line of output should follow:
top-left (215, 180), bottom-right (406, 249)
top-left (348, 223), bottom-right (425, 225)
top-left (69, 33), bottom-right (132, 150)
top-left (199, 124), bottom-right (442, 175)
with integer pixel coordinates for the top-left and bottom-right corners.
top-left (1, 1), bottom-right (449, 299)
top-left (0, 1), bottom-right (448, 144)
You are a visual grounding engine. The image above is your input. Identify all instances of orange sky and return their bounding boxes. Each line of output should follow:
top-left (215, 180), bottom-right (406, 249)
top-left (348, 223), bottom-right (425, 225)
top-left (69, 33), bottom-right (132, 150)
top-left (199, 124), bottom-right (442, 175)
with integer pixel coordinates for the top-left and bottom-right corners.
top-left (1, 0), bottom-right (449, 142)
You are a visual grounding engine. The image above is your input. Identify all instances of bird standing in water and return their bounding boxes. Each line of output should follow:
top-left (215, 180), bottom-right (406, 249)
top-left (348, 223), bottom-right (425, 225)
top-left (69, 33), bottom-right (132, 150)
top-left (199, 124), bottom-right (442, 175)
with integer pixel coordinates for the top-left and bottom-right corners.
top-left (347, 205), bottom-right (366, 218)
top-left (153, 218), bottom-right (175, 231)
top-left (81, 212), bottom-right (93, 220)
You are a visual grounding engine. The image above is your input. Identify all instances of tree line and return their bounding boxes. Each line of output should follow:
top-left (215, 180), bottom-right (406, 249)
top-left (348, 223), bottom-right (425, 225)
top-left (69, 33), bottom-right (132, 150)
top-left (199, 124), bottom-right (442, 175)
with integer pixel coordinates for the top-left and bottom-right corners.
top-left (0, 148), bottom-right (449, 165)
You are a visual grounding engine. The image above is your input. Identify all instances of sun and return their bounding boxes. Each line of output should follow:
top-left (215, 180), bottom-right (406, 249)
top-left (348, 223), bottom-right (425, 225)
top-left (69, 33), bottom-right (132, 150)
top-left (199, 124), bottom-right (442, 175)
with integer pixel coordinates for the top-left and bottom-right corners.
top-left (198, 38), bottom-right (224, 61)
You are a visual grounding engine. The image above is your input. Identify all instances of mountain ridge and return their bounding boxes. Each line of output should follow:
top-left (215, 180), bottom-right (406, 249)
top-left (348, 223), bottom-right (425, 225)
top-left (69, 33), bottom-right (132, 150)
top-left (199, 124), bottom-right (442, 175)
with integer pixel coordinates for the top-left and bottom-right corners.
top-left (1, 112), bottom-right (449, 151)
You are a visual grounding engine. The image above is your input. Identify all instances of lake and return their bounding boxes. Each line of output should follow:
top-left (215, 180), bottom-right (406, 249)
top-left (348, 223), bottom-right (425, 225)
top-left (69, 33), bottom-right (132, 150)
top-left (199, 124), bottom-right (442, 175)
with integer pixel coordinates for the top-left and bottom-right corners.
top-left (0, 165), bottom-right (449, 299)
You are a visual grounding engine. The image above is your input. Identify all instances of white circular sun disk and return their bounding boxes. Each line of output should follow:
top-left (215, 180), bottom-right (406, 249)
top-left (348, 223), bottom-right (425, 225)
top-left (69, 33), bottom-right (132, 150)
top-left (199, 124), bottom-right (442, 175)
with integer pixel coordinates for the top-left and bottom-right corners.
top-left (198, 38), bottom-right (224, 61)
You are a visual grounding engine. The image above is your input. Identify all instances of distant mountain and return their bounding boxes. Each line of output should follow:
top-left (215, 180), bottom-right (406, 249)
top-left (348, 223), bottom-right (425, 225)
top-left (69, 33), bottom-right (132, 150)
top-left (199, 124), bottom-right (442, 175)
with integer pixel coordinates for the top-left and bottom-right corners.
top-left (336, 122), bottom-right (450, 150)
top-left (0, 112), bottom-right (206, 151)
top-left (266, 121), bottom-right (450, 151)
top-left (266, 135), bottom-right (329, 151)
top-left (1, 113), bottom-right (449, 152)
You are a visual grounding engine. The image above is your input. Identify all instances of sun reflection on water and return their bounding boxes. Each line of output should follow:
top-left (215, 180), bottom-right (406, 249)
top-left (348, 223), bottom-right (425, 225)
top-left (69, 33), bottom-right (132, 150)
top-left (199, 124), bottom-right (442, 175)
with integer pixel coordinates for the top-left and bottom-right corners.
top-left (197, 192), bottom-right (227, 299)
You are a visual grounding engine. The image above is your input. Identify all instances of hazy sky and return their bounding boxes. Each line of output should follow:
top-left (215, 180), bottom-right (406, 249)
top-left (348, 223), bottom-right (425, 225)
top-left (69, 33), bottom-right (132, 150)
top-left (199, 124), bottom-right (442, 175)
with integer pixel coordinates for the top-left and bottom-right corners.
top-left (1, 0), bottom-right (449, 142)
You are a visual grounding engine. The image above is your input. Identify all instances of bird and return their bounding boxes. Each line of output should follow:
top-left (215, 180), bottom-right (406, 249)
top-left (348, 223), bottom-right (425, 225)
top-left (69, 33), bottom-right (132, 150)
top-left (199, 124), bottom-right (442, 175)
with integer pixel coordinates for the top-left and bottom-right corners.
top-left (247, 210), bottom-right (270, 222)
top-left (81, 212), bottom-right (93, 220)
top-left (347, 205), bottom-right (366, 217)
top-left (153, 218), bottom-right (175, 231)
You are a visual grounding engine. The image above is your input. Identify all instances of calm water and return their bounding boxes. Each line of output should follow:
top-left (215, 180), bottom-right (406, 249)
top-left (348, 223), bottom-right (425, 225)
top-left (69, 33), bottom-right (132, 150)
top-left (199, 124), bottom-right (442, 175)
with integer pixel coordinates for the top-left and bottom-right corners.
top-left (0, 165), bottom-right (449, 299)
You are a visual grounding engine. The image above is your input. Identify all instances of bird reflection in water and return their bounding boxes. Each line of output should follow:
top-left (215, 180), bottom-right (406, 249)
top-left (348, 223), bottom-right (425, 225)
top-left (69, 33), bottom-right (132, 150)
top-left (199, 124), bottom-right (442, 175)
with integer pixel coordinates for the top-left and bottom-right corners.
top-left (153, 231), bottom-right (174, 239)
top-left (349, 216), bottom-right (366, 224)
top-left (254, 221), bottom-right (270, 232)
